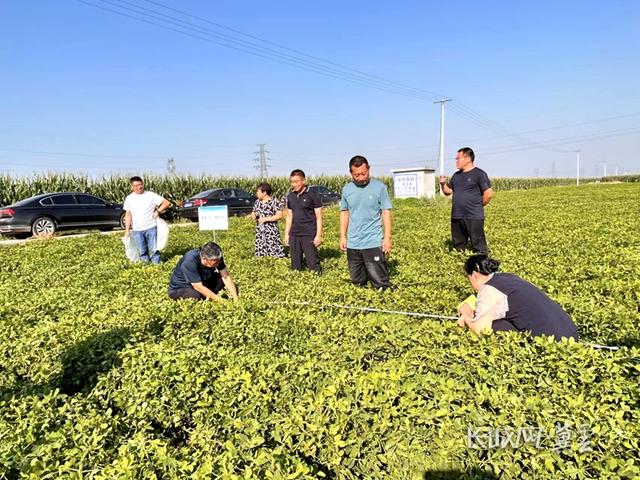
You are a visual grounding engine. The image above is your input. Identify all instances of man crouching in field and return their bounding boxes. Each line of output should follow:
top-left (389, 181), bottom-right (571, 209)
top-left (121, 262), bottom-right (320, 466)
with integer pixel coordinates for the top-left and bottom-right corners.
top-left (168, 242), bottom-right (238, 301)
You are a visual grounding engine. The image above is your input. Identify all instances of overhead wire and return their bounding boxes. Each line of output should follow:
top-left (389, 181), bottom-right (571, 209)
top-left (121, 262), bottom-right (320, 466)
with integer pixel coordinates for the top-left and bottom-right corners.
top-left (477, 125), bottom-right (640, 156)
top-left (77, 0), bottom-right (636, 158)
top-left (138, 0), bottom-right (446, 99)
top-left (76, 0), bottom-right (441, 102)
top-left (448, 102), bottom-right (574, 153)
top-left (269, 125), bottom-right (640, 167)
top-left (4, 122), bottom-right (637, 173)
top-left (265, 111), bottom-right (640, 168)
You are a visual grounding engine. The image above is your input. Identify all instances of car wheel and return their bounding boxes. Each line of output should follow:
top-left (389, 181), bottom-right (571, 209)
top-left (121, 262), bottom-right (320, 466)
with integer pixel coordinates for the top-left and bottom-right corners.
top-left (119, 212), bottom-right (126, 229)
top-left (31, 217), bottom-right (57, 237)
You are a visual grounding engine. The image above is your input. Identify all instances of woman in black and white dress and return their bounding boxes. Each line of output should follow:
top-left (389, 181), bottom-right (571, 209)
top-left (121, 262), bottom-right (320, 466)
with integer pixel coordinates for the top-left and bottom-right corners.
top-left (249, 182), bottom-right (286, 258)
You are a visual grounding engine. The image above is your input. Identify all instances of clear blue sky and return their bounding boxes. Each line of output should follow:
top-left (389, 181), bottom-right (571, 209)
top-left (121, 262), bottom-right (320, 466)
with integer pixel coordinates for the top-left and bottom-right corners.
top-left (2, 0), bottom-right (639, 178)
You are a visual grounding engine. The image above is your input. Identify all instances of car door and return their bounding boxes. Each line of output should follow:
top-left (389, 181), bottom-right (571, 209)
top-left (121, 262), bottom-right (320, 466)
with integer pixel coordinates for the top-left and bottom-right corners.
top-left (310, 186), bottom-right (329, 206)
top-left (49, 194), bottom-right (83, 226)
top-left (204, 190), bottom-right (222, 206)
top-left (75, 194), bottom-right (111, 224)
top-left (220, 189), bottom-right (236, 213)
top-left (317, 186), bottom-right (330, 205)
top-left (233, 189), bottom-right (254, 213)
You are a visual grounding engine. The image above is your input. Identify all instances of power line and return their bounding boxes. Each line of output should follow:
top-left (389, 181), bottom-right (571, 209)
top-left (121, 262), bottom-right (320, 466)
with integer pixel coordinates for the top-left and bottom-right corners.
top-left (76, 0), bottom-right (443, 102)
top-left (3, 123), bottom-right (637, 173)
top-left (75, 0), bottom-right (640, 159)
top-left (448, 102), bottom-right (574, 154)
top-left (255, 111), bottom-right (640, 158)
top-left (476, 125), bottom-right (640, 156)
top-left (139, 0), bottom-right (445, 98)
top-left (268, 125), bottom-right (640, 167)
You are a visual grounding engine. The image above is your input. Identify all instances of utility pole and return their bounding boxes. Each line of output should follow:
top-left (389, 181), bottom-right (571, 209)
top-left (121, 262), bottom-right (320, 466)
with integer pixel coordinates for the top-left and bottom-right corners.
top-left (434, 98), bottom-right (452, 195)
top-left (615, 166), bottom-right (618, 176)
top-left (167, 157), bottom-right (176, 175)
top-left (254, 144), bottom-right (270, 178)
top-left (603, 162), bottom-right (607, 178)
top-left (575, 150), bottom-right (580, 186)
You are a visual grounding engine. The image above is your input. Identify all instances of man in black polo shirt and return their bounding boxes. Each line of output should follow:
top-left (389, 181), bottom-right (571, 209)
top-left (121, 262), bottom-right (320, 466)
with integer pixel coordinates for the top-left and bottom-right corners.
top-left (168, 242), bottom-right (238, 301)
top-left (284, 169), bottom-right (323, 273)
top-left (439, 147), bottom-right (494, 254)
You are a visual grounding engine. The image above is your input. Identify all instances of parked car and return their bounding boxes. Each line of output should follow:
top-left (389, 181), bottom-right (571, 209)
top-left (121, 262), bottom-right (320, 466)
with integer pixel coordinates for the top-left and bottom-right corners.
top-left (309, 185), bottom-right (341, 206)
top-left (178, 188), bottom-right (257, 220)
top-left (0, 192), bottom-right (125, 238)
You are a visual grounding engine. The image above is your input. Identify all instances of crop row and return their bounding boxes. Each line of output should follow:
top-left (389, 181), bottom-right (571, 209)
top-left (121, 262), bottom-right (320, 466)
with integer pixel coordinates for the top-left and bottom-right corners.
top-left (2, 173), bottom-right (635, 217)
top-left (0, 184), bottom-right (638, 478)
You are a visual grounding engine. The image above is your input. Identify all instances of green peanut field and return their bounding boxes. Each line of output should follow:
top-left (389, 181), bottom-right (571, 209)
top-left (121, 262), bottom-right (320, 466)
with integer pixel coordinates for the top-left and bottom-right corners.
top-left (1, 182), bottom-right (639, 479)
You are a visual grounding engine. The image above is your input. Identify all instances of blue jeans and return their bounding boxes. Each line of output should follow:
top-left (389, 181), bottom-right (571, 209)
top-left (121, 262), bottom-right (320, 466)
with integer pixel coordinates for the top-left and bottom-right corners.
top-left (132, 227), bottom-right (161, 264)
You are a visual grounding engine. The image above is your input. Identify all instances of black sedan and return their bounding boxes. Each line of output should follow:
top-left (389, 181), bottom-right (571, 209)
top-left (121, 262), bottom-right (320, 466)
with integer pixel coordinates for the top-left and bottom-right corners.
top-left (309, 185), bottom-right (341, 206)
top-left (0, 193), bottom-right (125, 238)
top-left (178, 188), bottom-right (257, 220)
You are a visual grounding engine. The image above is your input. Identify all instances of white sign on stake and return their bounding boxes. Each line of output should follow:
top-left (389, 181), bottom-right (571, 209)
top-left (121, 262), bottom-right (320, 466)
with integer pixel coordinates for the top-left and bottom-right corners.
top-left (198, 205), bottom-right (228, 231)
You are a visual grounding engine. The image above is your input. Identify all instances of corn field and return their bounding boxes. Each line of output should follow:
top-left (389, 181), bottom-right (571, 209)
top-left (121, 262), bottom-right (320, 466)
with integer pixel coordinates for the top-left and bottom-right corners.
top-left (1, 173), bottom-right (637, 219)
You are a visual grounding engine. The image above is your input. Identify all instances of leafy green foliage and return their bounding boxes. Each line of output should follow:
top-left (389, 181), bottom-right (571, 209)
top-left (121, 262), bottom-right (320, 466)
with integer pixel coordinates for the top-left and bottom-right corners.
top-left (0, 184), bottom-right (638, 478)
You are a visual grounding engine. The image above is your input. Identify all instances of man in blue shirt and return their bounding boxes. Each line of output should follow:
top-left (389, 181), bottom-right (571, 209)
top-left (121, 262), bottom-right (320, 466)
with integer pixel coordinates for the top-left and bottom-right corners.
top-left (168, 242), bottom-right (238, 301)
top-left (339, 156), bottom-right (392, 290)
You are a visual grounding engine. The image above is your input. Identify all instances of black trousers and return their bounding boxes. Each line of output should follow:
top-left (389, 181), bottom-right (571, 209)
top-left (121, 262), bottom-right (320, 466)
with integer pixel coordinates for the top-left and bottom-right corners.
top-left (289, 235), bottom-right (321, 272)
top-left (168, 277), bottom-right (224, 300)
top-left (451, 219), bottom-right (488, 254)
top-left (347, 247), bottom-right (390, 289)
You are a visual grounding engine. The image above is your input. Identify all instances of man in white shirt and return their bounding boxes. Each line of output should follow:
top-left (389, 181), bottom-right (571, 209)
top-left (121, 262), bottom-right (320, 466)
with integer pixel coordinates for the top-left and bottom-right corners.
top-left (123, 176), bottom-right (171, 264)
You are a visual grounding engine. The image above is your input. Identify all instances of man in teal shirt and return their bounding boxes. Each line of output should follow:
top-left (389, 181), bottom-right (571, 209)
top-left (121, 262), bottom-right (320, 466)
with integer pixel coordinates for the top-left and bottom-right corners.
top-left (339, 155), bottom-right (392, 290)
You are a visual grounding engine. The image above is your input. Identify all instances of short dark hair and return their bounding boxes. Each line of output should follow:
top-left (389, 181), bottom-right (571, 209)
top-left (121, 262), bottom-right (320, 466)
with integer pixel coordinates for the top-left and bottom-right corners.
top-left (290, 169), bottom-right (306, 179)
top-left (464, 254), bottom-right (500, 275)
top-left (457, 147), bottom-right (475, 163)
top-left (349, 155), bottom-right (370, 171)
top-left (256, 182), bottom-right (273, 196)
top-left (200, 242), bottom-right (223, 261)
top-left (129, 176), bottom-right (143, 184)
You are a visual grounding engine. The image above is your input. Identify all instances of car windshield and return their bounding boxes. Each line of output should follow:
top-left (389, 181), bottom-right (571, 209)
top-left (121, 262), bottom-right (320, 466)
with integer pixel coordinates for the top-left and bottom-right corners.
top-left (193, 189), bottom-right (218, 199)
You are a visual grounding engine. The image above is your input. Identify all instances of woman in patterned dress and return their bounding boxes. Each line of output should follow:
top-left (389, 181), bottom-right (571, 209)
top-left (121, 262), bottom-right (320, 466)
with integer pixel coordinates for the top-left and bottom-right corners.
top-left (248, 182), bottom-right (286, 257)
